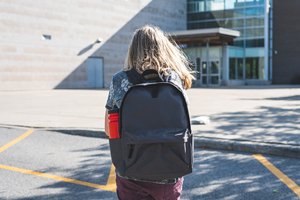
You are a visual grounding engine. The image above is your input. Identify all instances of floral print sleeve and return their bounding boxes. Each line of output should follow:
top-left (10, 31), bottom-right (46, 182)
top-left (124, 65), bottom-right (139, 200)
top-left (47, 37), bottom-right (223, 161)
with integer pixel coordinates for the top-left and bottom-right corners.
top-left (105, 71), bottom-right (133, 110)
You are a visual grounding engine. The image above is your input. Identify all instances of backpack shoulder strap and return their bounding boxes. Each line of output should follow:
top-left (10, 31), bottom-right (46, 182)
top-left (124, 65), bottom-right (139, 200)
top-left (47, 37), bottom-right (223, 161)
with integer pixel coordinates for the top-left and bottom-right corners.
top-left (125, 67), bottom-right (144, 85)
top-left (125, 67), bottom-right (170, 85)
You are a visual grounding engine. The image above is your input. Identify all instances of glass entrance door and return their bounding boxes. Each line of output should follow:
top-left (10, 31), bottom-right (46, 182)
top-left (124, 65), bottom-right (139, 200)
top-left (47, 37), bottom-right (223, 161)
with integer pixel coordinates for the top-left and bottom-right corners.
top-left (201, 60), bottom-right (220, 86)
top-left (190, 57), bottom-right (201, 86)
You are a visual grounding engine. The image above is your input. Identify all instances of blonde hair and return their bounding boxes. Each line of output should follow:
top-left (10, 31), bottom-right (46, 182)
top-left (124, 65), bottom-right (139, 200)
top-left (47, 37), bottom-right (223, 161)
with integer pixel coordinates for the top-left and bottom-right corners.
top-left (124, 25), bottom-right (195, 90)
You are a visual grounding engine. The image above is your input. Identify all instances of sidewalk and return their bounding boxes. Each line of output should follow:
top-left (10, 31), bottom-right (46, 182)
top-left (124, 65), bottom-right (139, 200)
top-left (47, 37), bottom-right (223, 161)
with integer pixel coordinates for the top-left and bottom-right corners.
top-left (0, 85), bottom-right (300, 158)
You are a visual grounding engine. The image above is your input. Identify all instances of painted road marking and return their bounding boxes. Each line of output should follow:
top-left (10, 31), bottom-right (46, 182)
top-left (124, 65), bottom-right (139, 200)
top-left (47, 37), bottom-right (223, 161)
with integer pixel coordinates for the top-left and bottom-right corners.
top-left (0, 164), bottom-right (116, 192)
top-left (0, 129), bottom-right (116, 192)
top-left (0, 130), bottom-right (34, 154)
top-left (106, 164), bottom-right (117, 192)
top-left (253, 154), bottom-right (300, 197)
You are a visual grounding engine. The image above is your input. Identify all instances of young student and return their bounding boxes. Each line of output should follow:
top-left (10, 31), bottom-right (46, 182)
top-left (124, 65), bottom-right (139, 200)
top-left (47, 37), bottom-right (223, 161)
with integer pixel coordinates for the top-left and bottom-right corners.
top-left (105, 25), bottom-right (195, 200)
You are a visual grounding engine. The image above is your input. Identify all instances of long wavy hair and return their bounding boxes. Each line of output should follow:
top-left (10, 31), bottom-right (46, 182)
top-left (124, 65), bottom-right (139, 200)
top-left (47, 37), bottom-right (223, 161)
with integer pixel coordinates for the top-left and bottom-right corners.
top-left (124, 25), bottom-right (195, 89)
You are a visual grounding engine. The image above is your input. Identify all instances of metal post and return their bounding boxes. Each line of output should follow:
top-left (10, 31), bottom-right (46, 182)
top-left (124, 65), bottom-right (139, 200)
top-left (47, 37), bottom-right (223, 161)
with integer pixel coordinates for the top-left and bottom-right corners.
top-left (264, 0), bottom-right (269, 81)
top-left (206, 39), bottom-right (210, 87)
top-left (222, 42), bottom-right (226, 85)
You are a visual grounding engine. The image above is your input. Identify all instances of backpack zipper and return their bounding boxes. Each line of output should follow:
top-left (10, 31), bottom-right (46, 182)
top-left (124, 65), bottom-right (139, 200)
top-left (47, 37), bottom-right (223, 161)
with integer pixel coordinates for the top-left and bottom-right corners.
top-left (128, 144), bottom-right (135, 159)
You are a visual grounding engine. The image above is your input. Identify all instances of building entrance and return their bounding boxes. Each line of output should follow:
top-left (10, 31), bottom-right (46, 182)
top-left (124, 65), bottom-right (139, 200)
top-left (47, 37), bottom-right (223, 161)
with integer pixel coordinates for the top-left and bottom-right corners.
top-left (191, 57), bottom-right (220, 87)
top-left (201, 59), bottom-right (220, 86)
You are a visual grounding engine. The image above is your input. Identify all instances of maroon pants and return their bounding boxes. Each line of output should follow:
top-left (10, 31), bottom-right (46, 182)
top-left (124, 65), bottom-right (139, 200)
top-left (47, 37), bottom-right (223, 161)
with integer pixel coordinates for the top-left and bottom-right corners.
top-left (116, 175), bottom-right (184, 200)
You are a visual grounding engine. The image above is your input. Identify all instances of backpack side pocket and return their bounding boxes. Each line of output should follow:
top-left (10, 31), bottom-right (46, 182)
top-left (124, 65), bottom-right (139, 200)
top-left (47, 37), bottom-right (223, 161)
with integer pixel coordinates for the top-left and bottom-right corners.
top-left (109, 138), bottom-right (125, 176)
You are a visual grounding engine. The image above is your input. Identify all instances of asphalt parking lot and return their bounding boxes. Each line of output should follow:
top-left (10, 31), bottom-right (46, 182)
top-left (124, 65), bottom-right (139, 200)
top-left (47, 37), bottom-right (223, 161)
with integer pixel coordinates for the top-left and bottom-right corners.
top-left (0, 127), bottom-right (115, 199)
top-left (1, 127), bottom-right (300, 200)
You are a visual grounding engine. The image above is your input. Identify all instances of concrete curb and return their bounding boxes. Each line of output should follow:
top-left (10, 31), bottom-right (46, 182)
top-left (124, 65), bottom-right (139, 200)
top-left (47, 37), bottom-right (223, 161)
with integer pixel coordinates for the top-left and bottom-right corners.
top-left (194, 137), bottom-right (300, 159)
top-left (54, 128), bottom-right (300, 159)
top-left (1, 124), bottom-right (299, 159)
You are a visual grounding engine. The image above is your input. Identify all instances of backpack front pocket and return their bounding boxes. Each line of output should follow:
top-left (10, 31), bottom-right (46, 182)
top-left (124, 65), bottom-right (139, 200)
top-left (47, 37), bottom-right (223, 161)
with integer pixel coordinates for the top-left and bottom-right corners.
top-left (122, 128), bottom-right (192, 180)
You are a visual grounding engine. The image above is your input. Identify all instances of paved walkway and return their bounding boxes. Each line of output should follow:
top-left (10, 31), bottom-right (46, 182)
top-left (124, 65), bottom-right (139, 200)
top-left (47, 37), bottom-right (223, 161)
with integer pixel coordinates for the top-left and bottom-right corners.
top-left (0, 85), bottom-right (300, 158)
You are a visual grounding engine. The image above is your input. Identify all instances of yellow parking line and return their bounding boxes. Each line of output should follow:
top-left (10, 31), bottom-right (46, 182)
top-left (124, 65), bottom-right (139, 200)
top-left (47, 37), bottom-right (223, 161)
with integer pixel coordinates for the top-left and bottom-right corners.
top-left (0, 164), bottom-right (116, 192)
top-left (0, 130), bottom-right (34, 154)
top-left (253, 154), bottom-right (300, 197)
top-left (0, 129), bottom-right (116, 192)
top-left (106, 164), bottom-right (117, 192)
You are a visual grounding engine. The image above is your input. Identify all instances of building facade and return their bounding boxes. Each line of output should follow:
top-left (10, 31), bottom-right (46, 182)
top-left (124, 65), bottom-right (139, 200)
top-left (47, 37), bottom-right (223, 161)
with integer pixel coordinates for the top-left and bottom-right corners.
top-left (1, 0), bottom-right (299, 91)
top-left (0, 0), bottom-right (186, 91)
top-left (184, 0), bottom-right (272, 86)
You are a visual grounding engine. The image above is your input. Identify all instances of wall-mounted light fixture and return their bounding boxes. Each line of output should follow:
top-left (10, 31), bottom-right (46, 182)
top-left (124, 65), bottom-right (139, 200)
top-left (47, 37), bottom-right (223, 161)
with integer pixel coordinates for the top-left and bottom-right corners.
top-left (42, 35), bottom-right (51, 40)
top-left (95, 38), bottom-right (103, 44)
top-left (77, 38), bottom-right (103, 56)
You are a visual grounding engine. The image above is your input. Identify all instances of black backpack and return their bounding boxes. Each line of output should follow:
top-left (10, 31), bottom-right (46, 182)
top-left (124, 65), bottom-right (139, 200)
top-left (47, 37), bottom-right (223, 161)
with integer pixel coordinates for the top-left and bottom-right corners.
top-left (109, 68), bottom-right (193, 181)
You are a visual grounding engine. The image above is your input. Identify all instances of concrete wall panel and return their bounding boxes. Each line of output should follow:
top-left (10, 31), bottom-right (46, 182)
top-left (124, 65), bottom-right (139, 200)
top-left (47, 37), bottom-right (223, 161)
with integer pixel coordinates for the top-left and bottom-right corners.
top-left (273, 0), bottom-right (300, 84)
top-left (0, 0), bottom-right (186, 90)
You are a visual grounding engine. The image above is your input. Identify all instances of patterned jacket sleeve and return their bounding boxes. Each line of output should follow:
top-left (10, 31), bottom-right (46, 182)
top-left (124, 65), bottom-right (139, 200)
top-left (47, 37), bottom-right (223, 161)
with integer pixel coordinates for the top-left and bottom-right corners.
top-left (105, 79), bottom-right (115, 110)
top-left (105, 71), bottom-right (133, 110)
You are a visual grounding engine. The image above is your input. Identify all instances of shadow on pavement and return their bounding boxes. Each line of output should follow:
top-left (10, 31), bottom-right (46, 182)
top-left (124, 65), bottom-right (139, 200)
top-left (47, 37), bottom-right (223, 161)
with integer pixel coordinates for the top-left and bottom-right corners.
top-left (48, 129), bottom-right (107, 138)
top-left (9, 141), bottom-right (116, 200)
top-left (181, 150), bottom-right (298, 200)
top-left (193, 105), bottom-right (300, 145)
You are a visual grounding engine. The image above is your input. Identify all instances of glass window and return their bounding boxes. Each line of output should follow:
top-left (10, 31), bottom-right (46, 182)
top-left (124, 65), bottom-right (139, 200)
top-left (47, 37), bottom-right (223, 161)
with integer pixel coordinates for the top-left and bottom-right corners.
top-left (211, 76), bottom-right (219, 84)
top-left (233, 39), bottom-right (244, 47)
top-left (224, 18), bottom-right (244, 28)
top-left (196, 58), bottom-right (201, 79)
top-left (187, 13), bottom-right (196, 21)
top-left (225, 0), bottom-right (245, 9)
top-left (229, 58), bottom-right (236, 79)
top-left (205, 0), bottom-right (225, 11)
top-left (187, 20), bottom-right (224, 29)
top-left (204, 11), bottom-right (225, 20)
top-left (225, 8), bottom-right (245, 18)
top-left (188, 13), bottom-right (202, 21)
top-left (187, 23), bottom-right (202, 29)
top-left (246, 57), bottom-right (265, 79)
top-left (202, 76), bottom-right (207, 85)
top-left (211, 61), bottom-right (219, 74)
top-left (245, 7), bottom-right (264, 16)
top-left (209, 10), bottom-right (226, 19)
top-left (237, 49), bottom-right (244, 57)
top-left (206, 20), bottom-right (224, 28)
top-left (246, 47), bottom-right (264, 57)
top-left (246, 17), bottom-right (264, 26)
top-left (237, 58), bottom-right (244, 79)
top-left (229, 57), bottom-right (244, 80)
top-left (229, 48), bottom-right (237, 57)
top-left (245, 27), bottom-right (264, 37)
top-left (188, 0), bottom-right (225, 12)
top-left (202, 62), bottom-right (207, 74)
top-left (245, 39), bottom-right (264, 47)
top-left (188, 1), bottom-right (205, 12)
top-left (245, 0), bottom-right (264, 6)
top-left (187, 11), bottom-right (225, 21)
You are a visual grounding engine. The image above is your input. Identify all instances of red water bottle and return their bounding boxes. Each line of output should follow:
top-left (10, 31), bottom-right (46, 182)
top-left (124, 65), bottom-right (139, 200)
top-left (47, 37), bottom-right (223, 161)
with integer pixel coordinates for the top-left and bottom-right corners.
top-left (108, 108), bottom-right (120, 139)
